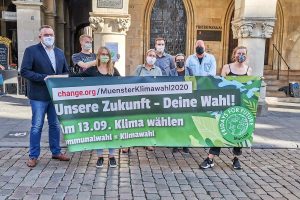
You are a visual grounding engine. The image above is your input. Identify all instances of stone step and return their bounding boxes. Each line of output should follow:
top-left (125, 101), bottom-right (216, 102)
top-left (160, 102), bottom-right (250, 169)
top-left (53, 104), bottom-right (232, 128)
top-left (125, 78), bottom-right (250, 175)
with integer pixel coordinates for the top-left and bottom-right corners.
top-left (265, 79), bottom-right (289, 86)
top-left (267, 85), bottom-right (285, 91)
top-left (264, 75), bottom-right (300, 81)
top-left (264, 70), bottom-right (300, 76)
top-left (266, 91), bottom-right (287, 97)
top-left (266, 97), bottom-right (300, 103)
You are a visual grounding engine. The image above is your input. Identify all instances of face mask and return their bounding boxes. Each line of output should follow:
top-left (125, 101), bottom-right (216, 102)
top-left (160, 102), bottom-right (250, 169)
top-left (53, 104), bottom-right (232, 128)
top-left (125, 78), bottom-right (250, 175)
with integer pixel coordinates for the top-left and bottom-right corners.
top-left (156, 46), bottom-right (165, 53)
top-left (42, 36), bottom-right (55, 47)
top-left (83, 43), bottom-right (92, 51)
top-left (100, 55), bottom-right (109, 63)
top-left (176, 61), bottom-right (185, 68)
top-left (237, 55), bottom-right (246, 63)
top-left (196, 46), bottom-right (205, 55)
top-left (146, 56), bottom-right (156, 65)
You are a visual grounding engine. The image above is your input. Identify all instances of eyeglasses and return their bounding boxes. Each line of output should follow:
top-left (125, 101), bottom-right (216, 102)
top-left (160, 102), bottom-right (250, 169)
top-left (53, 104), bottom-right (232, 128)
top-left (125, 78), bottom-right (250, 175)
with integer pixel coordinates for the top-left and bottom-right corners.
top-left (156, 44), bottom-right (165, 46)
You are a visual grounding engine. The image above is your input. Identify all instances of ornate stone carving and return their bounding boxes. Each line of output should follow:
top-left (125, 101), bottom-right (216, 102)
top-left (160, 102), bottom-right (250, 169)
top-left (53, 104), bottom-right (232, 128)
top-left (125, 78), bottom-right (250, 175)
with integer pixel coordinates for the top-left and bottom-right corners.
top-left (89, 16), bottom-right (104, 31)
top-left (116, 17), bottom-right (131, 33)
top-left (261, 23), bottom-right (274, 38)
top-left (232, 19), bottom-right (275, 39)
top-left (232, 22), bottom-right (256, 39)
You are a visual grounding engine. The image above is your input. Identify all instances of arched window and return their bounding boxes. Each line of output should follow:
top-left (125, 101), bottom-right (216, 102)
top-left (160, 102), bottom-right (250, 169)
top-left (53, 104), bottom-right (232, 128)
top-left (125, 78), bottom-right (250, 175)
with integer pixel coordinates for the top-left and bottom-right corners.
top-left (150, 0), bottom-right (187, 55)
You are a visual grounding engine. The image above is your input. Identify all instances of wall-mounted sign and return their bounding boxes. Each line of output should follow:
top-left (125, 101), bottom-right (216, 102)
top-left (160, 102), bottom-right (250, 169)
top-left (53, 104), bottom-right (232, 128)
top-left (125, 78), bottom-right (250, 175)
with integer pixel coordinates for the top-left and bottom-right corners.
top-left (106, 42), bottom-right (119, 62)
top-left (1, 11), bottom-right (17, 21)
top-left (97, 0), bottom-right (123, 9)
top-left (197, 30), bottom-right (222, 41)
top-left (196, 25), bottom-right (222, 30)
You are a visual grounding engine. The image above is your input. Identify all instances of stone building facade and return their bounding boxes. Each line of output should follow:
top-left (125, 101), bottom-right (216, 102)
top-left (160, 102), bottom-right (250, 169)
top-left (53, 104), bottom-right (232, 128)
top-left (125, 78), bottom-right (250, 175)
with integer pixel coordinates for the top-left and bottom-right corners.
top-left (0, 0), bottom-right (298, 72)
top-left (0, 0), bottom-right (299, 107)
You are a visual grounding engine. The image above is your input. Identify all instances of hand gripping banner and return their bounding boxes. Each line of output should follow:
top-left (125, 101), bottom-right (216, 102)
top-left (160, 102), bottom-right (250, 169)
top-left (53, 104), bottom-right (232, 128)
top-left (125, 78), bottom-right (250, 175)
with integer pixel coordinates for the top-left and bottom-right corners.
top-left (46, 76), bottom-right (262, 152)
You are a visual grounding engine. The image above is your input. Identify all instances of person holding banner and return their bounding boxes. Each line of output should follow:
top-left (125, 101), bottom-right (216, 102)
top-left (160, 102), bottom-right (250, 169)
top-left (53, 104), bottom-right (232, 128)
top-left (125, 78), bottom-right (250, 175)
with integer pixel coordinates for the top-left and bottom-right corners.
top-left (170, 53), bottom-right (193, 154)
top-left (200, 46), bottom-right (252, 170)
top-left (20, 25), bottom-right (70, 168)
top-left (133, 49), bottom-right (162, 76)
top-left (185, 40), bottom-right (216, 76)
top-left (125, 49), bottom-right (162, 152)
top-left (70, 46), bottom-right (120, 168)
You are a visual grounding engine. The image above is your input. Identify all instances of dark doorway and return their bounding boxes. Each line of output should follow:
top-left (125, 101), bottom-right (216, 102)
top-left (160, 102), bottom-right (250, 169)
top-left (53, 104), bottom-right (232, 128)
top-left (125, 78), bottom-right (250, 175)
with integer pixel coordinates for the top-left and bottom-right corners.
top-left (67, 0), bottom-right (92, 60)
top-left (228, 12), bottom-right (238, 63)
top-left (150, 0), bottom-right (187, 55)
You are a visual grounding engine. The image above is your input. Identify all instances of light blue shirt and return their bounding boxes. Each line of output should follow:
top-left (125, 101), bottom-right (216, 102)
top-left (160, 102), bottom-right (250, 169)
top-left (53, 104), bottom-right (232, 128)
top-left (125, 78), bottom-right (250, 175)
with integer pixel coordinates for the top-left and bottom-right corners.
top-left (41, 43), bottom-right (56, 72)
top-left (185, 53), bottom-right (216, 76)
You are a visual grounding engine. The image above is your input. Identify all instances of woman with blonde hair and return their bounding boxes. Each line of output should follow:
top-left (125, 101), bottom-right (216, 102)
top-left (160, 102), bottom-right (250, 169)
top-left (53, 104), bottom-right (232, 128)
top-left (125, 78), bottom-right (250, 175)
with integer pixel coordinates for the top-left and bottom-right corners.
top-left (70, 46), bottom-right (120, 168)
top-left (200, 46), bottom-right (252, 170)
top-left (72, 46), bottom-right (120, 77)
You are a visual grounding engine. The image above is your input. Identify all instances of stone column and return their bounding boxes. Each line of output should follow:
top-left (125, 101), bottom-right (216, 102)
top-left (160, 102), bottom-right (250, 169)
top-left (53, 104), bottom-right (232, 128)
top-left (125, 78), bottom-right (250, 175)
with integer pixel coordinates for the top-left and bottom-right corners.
top-left (89, 0), bottom-right (131, 76)
top-left (13, 0), bottom-right (43, 68)
top-left (55, 0), bottom-right (65, 50)
top-left (232, 0), bottom-right (277, 115)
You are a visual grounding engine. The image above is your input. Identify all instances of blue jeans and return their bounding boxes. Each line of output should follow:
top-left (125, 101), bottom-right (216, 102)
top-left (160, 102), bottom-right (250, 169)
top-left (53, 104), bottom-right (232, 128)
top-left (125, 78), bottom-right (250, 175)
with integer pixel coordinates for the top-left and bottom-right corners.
top-left (29, 100), bottom-right (61, 159)
top-left (97, 149), bottom-right (115, 157)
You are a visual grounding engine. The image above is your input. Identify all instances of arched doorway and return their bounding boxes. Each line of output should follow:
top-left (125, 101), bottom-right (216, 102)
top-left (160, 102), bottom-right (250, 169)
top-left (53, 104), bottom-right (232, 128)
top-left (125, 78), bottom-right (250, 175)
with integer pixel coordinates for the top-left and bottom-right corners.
top-left (150, 0), bottom-right (187, 55)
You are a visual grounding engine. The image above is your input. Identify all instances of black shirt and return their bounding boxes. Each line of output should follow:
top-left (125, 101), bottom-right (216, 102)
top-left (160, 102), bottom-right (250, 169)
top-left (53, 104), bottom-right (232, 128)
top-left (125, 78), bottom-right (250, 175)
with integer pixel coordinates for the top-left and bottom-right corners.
top-left (70, 66), bottom-right (120, 77)
top-left (177, 70), bottom-right (185, 76)
top-left (198, 57), bottom-right (204, 65)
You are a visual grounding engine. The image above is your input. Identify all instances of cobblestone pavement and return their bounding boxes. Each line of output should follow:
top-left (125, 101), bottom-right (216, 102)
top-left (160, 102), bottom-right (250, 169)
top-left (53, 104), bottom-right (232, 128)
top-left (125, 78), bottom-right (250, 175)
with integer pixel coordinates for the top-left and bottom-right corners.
top-left (0, 147), bottom-right (300, 200)
top-left (1, 95), bottom-right (300, 199)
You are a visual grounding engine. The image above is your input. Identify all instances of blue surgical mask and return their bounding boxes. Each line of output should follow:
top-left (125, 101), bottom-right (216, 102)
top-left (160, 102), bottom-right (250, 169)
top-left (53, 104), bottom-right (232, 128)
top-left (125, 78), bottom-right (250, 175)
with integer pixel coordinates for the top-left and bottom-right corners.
top-left (42, 36), bottom-right (55, 47)
top-left (237, 55), bottom-right (246, 63)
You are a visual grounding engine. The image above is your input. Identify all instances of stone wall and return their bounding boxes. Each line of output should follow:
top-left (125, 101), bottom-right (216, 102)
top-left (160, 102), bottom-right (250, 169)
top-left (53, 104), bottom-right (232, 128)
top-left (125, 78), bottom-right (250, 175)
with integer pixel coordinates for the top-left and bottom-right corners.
top-left (280, 0), bottom-right (300, 71)
top-left (126, 0), bottom-right (232, 75)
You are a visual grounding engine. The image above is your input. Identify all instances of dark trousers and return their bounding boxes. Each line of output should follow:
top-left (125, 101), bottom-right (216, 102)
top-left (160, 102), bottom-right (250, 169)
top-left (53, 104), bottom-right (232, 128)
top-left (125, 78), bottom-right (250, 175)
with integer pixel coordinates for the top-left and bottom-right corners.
top-left (209, 147), bottom-right (242, 156)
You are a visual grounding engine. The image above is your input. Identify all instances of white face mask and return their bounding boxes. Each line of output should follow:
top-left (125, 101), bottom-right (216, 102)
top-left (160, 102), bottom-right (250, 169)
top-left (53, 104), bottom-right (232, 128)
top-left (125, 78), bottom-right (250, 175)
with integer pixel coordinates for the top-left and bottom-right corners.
top-left (146, 56), bottom-right (156, 65)
top-left (42, 36), bottom-right (55, 47)
top-left (83, 43), bottom-right (92, 51)
top-left (156, 46), bottom-right (165, 53)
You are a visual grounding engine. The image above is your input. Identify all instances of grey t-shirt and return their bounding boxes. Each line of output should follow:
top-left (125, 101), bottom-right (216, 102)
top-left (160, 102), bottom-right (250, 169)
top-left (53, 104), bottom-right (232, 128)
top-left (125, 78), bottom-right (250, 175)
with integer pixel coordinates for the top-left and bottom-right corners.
top-left (72, 52), bottom-right (96, 72)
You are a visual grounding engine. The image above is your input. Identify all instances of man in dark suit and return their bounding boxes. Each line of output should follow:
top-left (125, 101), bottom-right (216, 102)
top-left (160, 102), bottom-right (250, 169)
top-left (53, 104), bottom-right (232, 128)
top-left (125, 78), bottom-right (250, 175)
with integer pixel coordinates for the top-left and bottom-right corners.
top-left (21, 25), bottom-right (70, 167)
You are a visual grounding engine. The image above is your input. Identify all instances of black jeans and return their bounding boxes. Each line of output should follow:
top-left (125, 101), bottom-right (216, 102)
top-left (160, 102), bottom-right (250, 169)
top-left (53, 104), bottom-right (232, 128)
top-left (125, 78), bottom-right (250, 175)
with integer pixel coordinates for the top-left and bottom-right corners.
top-left (209, 147), bottom-right (242, 156)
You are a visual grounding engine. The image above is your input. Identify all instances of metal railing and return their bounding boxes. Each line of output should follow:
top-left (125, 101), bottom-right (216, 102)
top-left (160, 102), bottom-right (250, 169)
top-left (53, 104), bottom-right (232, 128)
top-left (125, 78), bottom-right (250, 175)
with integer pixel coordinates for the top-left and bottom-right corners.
top-left (271, 44), bottom-right (291, 82)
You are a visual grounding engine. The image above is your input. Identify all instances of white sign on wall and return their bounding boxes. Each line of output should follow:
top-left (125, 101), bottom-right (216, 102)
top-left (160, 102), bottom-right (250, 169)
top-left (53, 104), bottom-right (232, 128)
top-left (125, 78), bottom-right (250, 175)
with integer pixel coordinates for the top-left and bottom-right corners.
top-left (1, 11), bottom-right (17, 21)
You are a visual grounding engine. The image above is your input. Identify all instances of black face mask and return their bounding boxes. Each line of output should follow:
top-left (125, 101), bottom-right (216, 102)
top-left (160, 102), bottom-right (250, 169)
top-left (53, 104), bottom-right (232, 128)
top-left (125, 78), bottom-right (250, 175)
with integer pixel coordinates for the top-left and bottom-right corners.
top-left (176, 61), bottom-right (184, 68)
top-left (196, 46), bottom-right (205, 55)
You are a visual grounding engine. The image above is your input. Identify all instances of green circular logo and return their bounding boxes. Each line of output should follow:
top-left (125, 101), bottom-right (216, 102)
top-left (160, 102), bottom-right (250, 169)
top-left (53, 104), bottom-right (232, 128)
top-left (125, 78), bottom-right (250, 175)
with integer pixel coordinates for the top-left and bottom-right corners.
top-left (218, 106), bottom-right (255, 143)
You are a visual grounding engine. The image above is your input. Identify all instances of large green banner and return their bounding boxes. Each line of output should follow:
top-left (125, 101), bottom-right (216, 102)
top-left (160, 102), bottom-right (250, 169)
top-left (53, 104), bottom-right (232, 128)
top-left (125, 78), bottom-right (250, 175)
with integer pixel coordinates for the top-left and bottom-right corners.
top-left (46, 76), bottom-right (261, 152)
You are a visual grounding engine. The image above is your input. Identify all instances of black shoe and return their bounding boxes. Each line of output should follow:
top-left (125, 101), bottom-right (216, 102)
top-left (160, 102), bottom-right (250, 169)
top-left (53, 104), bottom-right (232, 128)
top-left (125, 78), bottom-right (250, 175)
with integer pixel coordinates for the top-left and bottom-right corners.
top-left (109, 157), bottom-right (117, 168)
top-left (172, 148), bottom-right (179, 153)
top-left (182, 147), bottom-right (189, 154)
top-left (200, 157), bottom-right (214, 169)
top-left (232, 157), bottom-right (242, 170)
top-left (96, 157), bottom-right (104, 168)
